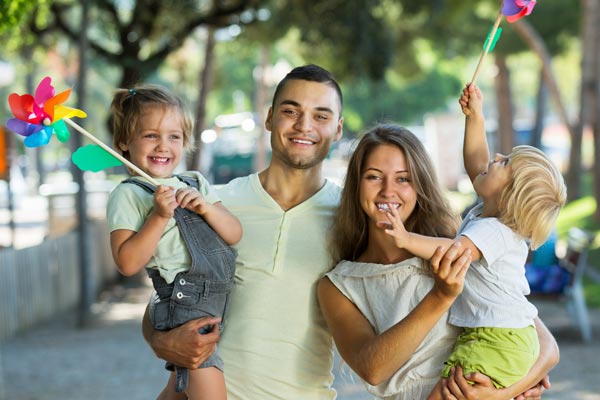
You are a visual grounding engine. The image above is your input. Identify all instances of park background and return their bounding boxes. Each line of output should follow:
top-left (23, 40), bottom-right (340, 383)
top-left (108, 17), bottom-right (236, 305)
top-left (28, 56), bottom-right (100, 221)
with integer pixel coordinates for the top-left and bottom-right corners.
top-left (0, 0), bottom-right (599, 399)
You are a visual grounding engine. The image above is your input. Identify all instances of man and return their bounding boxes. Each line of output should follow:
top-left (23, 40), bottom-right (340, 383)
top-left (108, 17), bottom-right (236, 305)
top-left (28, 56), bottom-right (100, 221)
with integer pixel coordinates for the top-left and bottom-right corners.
top-left (144, 64), bottom-right (344, 399)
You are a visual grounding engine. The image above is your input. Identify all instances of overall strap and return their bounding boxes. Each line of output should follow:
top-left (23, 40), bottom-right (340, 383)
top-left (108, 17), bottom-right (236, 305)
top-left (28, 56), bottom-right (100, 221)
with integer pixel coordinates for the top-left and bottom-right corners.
top-left (121, 178), bottom-right (156, 193)
top-left (175, 174), bottom-right (199, 190)
top-left (121, 174), bottom-right (199, 192)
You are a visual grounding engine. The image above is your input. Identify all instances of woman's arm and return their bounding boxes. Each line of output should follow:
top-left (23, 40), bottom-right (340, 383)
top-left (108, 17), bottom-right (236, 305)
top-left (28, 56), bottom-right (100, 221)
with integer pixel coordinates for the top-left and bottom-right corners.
top-left (141, 305), bottom-right (222, 369)
top-left (442, 317), bottom-right (558, 400)
top-left (318, 243), bottom-right (471, 385)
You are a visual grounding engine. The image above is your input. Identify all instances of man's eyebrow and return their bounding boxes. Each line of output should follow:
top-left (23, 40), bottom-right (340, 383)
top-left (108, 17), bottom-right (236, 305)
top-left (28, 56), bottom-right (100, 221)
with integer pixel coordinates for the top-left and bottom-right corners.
top-left (279, 99), bottom-right (335, 114)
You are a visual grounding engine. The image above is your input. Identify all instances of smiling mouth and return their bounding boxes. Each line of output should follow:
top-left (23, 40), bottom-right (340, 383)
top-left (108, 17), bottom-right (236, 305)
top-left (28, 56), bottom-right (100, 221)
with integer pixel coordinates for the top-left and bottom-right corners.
top-left (150, 156), bottom-right (170, 164)
top-left (376, 203), bottom-right (400, 212)
top-left (290, 138), bottom-right (315, 145)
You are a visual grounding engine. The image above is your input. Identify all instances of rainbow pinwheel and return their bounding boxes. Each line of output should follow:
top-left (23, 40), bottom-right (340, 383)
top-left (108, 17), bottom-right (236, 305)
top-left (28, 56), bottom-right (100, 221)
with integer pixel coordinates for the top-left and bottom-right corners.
top-left (7, 77), bottom-right (87, 147)
top-left (470, 0), bottom-right (538, 84)
top-left (5, 76), bottom-right (158, 184)
top-left (503, 0), bottom-right (537, 23)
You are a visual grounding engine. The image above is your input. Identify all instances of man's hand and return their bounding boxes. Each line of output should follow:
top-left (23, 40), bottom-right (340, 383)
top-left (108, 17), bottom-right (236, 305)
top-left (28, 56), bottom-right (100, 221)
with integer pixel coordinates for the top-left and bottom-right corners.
top-left (143, 307), bottom-right (221, 369)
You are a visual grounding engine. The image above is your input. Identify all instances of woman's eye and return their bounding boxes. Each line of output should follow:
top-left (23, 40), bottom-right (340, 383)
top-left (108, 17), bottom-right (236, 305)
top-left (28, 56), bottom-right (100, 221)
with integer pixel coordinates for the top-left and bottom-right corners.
top-left (398, 177), bottom-right (410, 183)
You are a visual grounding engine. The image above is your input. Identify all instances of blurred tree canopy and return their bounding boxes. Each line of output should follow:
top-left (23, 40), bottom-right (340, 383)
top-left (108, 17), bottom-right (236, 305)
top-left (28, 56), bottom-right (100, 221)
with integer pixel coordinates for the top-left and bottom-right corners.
top-left (33, 0), bottom-right (265, 87)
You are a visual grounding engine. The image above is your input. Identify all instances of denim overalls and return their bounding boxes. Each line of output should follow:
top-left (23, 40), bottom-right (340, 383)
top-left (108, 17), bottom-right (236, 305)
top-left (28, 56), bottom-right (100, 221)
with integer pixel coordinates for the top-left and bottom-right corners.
top-left (123, 175), bottom-right (236, 393)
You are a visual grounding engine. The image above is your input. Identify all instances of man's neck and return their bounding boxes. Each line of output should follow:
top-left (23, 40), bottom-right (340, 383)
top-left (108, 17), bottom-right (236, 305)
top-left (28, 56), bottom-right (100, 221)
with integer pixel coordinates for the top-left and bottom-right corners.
top-left (258, 163), bottom-right (326, 211)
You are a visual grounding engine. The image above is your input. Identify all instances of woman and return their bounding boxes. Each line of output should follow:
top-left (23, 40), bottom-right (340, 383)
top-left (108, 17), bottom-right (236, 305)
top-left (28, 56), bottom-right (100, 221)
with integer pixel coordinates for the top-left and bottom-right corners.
top-left (317, 124), bottom-right (558, 400)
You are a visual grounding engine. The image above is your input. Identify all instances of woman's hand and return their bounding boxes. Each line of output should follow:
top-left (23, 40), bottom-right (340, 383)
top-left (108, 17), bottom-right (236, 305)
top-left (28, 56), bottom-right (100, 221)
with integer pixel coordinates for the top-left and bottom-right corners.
top-left (429, 241), bottom-right (471, 302)
top-left (442, 366), bottom-right (549, 400)
top-left (515, 376), bottom-right (550, 400)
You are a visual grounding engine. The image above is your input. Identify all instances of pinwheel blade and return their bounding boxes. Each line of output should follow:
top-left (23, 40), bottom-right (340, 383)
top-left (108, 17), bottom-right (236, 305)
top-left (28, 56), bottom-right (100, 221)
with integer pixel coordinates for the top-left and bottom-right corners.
top-left (23, 127), bottom-right (53, 147)
top-left (8, 93), bottom-right (36, 123)
top-left (53, 120), bottom-right (71, 143)
top-left (34, 76), bottom-right (55, 106)
top-left (6, 118), bottom-right (42, 137)
top-left (54, 105), bottom-right (87, 121)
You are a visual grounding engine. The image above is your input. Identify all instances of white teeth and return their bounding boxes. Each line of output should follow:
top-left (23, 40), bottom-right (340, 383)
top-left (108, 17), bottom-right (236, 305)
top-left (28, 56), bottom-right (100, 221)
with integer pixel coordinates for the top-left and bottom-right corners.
top-left (292, 139), bottom-right (313, 145)
top-left (376, 203), bottom-right (399, 211)
top-left (152, 157), bottom-right (169, 162)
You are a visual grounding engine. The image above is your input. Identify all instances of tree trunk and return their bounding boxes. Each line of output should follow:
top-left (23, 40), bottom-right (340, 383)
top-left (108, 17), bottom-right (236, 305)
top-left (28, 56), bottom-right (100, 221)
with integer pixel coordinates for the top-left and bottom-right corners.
top-left (592, 0), bottom-right (600, 221)
top-left (120, 65), bottom-right (144, 89)
top-left (253, 45), bottom-right (270, 173)
top-left (189, 27), bottom-right (216, 173)
top-left (74, 0), bottom-right (93, 328)
top-left (512, 18), bottom-right (581, 199)
top-left (531, 74), bottom-right (547, 149)
top-left (494, 55), bottom-right (513, 155)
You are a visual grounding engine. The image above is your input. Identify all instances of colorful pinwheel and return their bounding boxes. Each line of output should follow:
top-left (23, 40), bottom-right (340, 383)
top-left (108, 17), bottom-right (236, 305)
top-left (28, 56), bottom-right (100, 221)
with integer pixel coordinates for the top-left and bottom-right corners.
top-left (470, 0), bottom-right (538, 84)
top-left (5, 76), bottom-right (158, 184)
top-left (503, 0), bottom-right (537, 23)
top-left (7, 77), bottom-right (87, 147)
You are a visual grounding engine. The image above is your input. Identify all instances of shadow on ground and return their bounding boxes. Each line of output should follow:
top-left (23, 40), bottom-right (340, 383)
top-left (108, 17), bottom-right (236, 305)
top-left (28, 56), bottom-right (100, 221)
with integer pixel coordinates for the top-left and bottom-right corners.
top-left (1, 283), bottom-right (599, 400)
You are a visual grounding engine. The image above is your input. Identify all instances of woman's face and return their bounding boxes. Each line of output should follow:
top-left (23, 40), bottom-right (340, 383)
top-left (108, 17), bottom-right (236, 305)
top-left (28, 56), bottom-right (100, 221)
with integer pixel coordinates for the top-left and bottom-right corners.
top-left (359, 144), bottom-right (418, 230)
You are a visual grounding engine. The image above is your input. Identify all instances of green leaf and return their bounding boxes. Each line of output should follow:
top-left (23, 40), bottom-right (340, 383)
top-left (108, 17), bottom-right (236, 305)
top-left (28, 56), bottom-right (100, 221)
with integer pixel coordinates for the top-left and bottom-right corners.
top-left (72, 144), bottom-right (123, 172)
top-left (483, 26), bottom-right (503, 52)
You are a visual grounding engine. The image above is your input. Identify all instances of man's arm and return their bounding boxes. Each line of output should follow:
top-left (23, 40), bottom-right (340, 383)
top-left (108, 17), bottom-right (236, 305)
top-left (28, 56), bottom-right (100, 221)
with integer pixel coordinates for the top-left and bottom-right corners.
top-left (141, 305), bottom-right (221, 369)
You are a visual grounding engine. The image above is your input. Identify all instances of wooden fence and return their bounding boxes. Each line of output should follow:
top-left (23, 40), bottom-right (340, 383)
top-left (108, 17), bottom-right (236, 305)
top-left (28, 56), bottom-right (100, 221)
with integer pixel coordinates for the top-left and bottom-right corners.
top-left (0, 220), bottom-right (117, 340)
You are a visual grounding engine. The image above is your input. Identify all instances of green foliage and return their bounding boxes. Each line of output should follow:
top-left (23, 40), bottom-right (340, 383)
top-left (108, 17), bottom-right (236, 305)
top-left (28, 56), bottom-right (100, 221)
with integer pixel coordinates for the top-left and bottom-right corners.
top-left (0, 0), bottom-right (50, 40)
top-left (342, 67), bottom-right (462, 133)
top-left (0, 0), bottom-right (33, 34)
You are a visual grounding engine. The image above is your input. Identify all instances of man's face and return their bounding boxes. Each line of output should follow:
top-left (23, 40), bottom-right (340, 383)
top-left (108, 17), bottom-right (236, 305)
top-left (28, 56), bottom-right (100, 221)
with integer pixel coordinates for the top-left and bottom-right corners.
top-left (266, 80), bottom-right (343, 170)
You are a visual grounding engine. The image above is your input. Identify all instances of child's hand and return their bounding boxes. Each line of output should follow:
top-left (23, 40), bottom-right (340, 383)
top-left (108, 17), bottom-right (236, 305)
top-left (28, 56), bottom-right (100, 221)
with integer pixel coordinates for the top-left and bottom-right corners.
top-left (176, 187), bottom-right (209, 216)
top-left (458, 84), bottom-right (483, 117)
top-left (377, 203), bottom-right (410, 249)
top-left (153, 185), bottom-right (178, 219)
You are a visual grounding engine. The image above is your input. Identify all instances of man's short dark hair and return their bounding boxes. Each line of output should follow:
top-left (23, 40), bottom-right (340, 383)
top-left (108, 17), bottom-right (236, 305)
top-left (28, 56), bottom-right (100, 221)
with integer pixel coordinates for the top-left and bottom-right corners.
top-left (271, 64), bottom-right (343, 115)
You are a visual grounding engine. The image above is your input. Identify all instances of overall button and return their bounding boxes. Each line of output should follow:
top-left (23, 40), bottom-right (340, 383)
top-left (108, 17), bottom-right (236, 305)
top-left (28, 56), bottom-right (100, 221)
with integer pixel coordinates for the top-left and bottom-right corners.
top-left (176, 292), bottom-right (184, 299)
top-left (179, 278), bottom-right (187, 285)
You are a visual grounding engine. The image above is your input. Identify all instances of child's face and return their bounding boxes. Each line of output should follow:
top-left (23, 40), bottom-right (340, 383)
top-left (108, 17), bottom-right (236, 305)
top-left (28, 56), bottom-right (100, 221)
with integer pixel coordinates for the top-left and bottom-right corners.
top-left (120, 106), bottom-right (184, 179)
top-left (473, 153), bottom-right (512, 202)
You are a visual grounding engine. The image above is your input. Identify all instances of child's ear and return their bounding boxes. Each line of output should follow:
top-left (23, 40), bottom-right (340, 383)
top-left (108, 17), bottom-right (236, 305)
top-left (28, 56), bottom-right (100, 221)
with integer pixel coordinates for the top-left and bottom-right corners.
top-left (119, 143), bottom-right (128, 152)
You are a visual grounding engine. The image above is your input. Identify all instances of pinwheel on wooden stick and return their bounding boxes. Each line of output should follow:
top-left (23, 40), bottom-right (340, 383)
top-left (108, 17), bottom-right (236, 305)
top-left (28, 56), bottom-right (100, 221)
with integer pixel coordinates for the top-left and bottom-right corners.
top-left (6, 76), bottom-right (158, 185)
top-left (470, 0), bottom-right (537, 85)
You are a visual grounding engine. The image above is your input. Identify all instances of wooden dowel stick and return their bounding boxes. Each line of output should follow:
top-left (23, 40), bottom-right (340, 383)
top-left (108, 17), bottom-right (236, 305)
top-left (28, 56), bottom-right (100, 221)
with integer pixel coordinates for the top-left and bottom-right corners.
top-left (470, 11), bottom-right (503, 85)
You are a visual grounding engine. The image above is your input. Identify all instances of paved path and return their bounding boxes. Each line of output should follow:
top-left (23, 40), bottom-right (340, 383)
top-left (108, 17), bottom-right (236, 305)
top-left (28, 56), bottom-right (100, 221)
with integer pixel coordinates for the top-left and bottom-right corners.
top-left (1, 282), bottom-right (599, 400)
